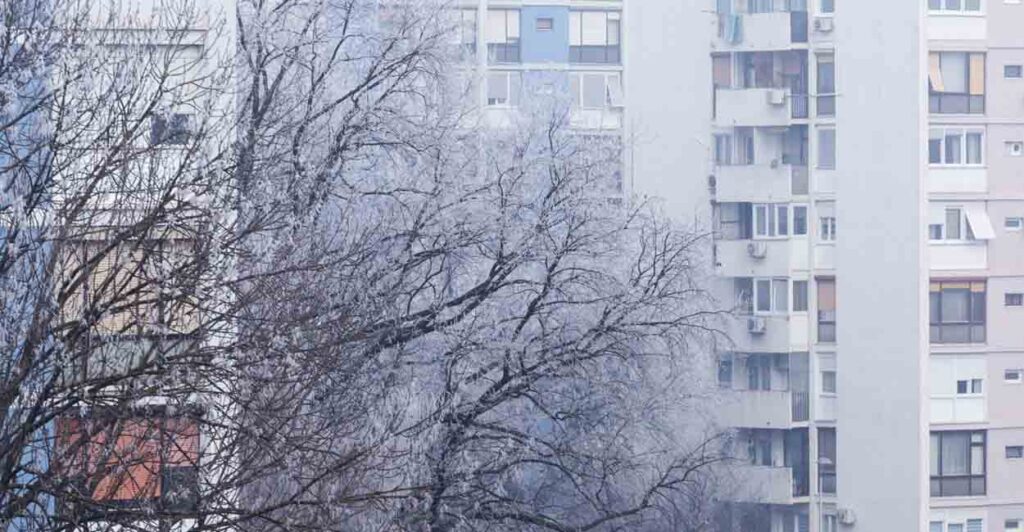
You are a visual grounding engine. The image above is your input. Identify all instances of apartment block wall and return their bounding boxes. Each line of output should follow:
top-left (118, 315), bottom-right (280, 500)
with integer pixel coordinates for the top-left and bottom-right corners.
top-left (836, 0), bottom-right (930, 531)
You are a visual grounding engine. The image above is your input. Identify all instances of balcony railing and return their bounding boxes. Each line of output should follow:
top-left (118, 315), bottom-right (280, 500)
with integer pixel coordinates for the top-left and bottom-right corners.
top-left (929, 93), bottom-right (984, 114)
top-left (930, 322), bottom-right (985, 344)
top-left (487, 43), bottom-right (520, 64)
top-left (570, 45), bottom-right (620, 65)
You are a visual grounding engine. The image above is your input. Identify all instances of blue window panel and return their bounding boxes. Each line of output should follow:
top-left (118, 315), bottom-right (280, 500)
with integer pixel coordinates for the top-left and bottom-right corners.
top-left (520, 6), bottom-right (569, 63)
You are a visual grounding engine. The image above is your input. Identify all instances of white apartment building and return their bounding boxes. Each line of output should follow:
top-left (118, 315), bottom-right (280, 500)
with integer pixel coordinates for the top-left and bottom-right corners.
top-left (697, 0), bottom-right (1024, 531)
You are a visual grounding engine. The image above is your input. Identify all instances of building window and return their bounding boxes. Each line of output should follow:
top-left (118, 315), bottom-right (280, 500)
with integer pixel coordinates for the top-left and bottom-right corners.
top-left (715, 128), bottom-right (755, 166)
top-left (1006, 369), bottom-right (1023, 383)
top-left (1006, 293), bottom-right (1024, 306)
top-left (820, 0), bottom-right (835, 14)
top-left (818, 428), bottom-right (836, 494)
top-left (536, 17), bottom-right (553, 31)
top-left (486, 9), bottom-right (521, 64)
top-left (793, 205), bottom-right (808, 235)
top-left (931, 431), bottom-right (986, 497)
top-left (822, 370), bottom-right (837, 394)
top-left (1008, 141), bottom-right (1024, 156)
top-left (930, 281), bottom-right (986, 344)
top-left (746, 355), bottom-right (773, 391)
top-left (754, 204), bottom-right (790, 238)
top-left (821, 514), bottom-right (837, 532)
top-left (1007, 520), bottom-right (1022, 531)
top-left (929, 128), bottom-right (984, 166)
top-left (930, 206), bottom-right (988, 242)
top-left (57, 414), bottom-right (200, 512)
top-left (486, 71), bottom-right (522, 107)
top-left (793, 280), bottom-right (809, 312)
top-left (1006, 217), bottom-right (1024, 231)
top-left (929, 0), bottom-right (983, 11)
top-left (819, 216), bottom-right (837, 241)
top-left (569, 11), bottom-right (621, 64)
top-left (754, 278), bottom-right (790, 313)
top-left (817, 278), bottom-right (836, 342)
top-left (929, 52), bottom-right (985, 114)
top-left (151, 113), bottom-right (191, 145)
top-left (956, 378), bottom-right (983, 395)
top-left (817, 127), bottom-right (836, 169)
top-left (569, 72), bottom-right (624, 110)
top-left (718, 355), bottom-right (734, 388)
top-left (456, 9), bottom-right (477, 52)
top-left (1007, 446), bottom-right (1024, 459)
top-left (1006, 65), bottom-right (1024, 78)
top-left (816, 54), bottom-right (836, 117)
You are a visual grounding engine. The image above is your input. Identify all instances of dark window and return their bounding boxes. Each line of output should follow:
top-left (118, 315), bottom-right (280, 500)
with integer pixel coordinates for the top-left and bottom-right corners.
top-left (718, 356), bottom-right (733, 388)
top-left (818, 427), bottom-right (836, 494)
top-left (930, 281), bottom-right (986, 344)
top-left (1006, 446), bottom-right (1024, 459)
top-left (817, 278), bottom-right (836, 343)
top-left (1006, 293), bottom-right (1024, 307)
top-left (929, 52), bottom-right (985, 114)
top-left (151, 113), bottom-right (191, 145)
top-left (793, 280), bottom-right (809, 312)
top-left (536, 17), bottom-right (553, 31)
top-left (1005, 65), bottom-right (1023, 79)
top-left (747, 355), bottom-right (772, 391)
top-left (930, 431), bottom-right (986, 497)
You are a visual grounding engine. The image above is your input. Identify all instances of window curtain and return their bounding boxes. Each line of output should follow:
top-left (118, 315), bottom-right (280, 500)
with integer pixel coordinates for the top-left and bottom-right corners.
top-left (969, 54), bottom-right (985, 95)
top-left (713, 54), bottom-right (733, 87)
top-left (941, 433), bottom-right (969, 475)
top-left (817, 279), bottom-right (836, 311)
top-left (941, 287), bottom-right (970, 322)
top-left (941, 52), bottom-right (968, 93)
top-left (929, 53), bottom-right (944, 91)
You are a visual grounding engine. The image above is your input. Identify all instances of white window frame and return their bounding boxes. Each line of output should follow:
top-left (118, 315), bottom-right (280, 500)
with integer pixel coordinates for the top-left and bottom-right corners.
top-left (754, 277), bottom-right (791, 315)
top-left (486, 71), bottom-right (522, 107)
top-left (821, 370), bottom-right (837, 395)
top-left (928, 0), bottom-right (985, 14)
top-left (753, 203), bottom-right (791, 239)
top-left (929, 127), bottom-right (985, 166)
top-left (486, 9), bottom-right (520, 45)
top-left (930, 206), bottom-right (977, 242)
top-left (793, 204), bottom-right (809, 236)
top-left (817, 127), bottom-right (836, 170)
top-left (569, 10), bottom-right (621, 47)
top-left (819, 216), bottom-right (837, 242)
top-left (956, 377), bottom-right (984, 396)
top-left (570, 72), bottom-right (623, 110)
top-left (1005, 368), bottom-right (1023, 384)
top-left (1006, 518), bottom-right (1022, 531)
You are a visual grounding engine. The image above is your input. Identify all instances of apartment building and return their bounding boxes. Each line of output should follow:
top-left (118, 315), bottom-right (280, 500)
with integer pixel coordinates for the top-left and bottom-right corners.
top-left (702, 0), bottom-right (1024, 531)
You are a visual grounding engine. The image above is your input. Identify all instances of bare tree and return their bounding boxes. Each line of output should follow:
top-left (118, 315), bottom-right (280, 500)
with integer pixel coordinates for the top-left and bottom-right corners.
top-left (0, 0), bottom-right (729, 531)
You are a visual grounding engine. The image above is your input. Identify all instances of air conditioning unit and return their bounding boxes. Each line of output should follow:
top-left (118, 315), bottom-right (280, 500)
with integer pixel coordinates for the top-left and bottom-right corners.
top-left (747, 316), bottom-right (767, 335)
top-left (814, 16), bottom-right (834, 33)
top-left (767, 89), bottom-right (786, 106)
top-left (838, 508), bottom-right (857, 525)
top-left (747, 241), bottom-right (768, 259)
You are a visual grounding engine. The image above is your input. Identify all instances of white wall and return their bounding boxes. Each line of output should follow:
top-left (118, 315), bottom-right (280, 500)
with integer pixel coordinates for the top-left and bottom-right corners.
top-left (835, 1), bottom-right (929, 531)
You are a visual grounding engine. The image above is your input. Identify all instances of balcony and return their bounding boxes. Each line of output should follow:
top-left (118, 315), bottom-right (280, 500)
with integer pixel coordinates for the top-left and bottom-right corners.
top-left (715, 239), bottom-right (800, 278)
top-left (725, 465), bottom-right (796, 505)
top-left (714, 88), bottom-right (794, 128)
top-left (929, 242), bottom-right (987, 271)
top-left (714, 11), bottom-right (807, 51)
top-left (720, 390), bottom-right (793, 428)
top-left (713, 163), bottom-right (807, 202)
top-left (929, 167), bottom-right (987, 194)
top-left (570, 107), bottom-right (624, 130)
top-left (723, 314), bottom-right (794, 353)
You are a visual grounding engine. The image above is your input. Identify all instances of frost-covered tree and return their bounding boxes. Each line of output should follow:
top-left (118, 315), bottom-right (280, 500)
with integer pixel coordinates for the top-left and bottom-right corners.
top-left (0, 0), bottom-right (729, 531)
